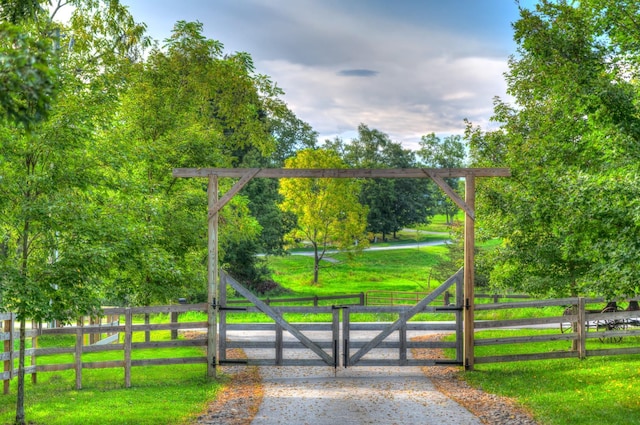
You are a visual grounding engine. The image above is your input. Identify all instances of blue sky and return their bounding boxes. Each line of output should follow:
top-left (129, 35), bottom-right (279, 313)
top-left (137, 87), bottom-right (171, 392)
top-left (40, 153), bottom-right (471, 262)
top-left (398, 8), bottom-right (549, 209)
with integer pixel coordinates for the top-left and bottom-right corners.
top-left (122, 0), bottom-right (537, 148)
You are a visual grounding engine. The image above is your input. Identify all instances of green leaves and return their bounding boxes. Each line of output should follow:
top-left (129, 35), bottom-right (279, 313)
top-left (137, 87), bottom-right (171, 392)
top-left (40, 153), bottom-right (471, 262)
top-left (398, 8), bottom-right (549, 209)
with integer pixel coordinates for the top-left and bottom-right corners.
top-left (279, 148), bottom-right (369, 283)
top-left (0, 23), bottom-right (57, 129)
top-left (469, 0), bottom-right (640, 299)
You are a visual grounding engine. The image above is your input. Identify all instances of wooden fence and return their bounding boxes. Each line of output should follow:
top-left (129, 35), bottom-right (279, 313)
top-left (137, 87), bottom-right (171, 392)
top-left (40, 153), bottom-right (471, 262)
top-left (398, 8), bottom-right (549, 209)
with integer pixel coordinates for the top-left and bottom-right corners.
top-left (0, 304), bottom-right (209, 392)
top-left (473, 297), bottom-right (640, 364)
top-left (3, 295), bottom-right (640, 393)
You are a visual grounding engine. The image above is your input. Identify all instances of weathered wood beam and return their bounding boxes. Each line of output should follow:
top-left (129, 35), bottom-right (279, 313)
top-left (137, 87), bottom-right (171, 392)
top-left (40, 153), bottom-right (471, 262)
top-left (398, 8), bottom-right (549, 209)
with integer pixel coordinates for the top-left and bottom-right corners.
top-left (426, 172), bottom-right (475, 220)
top-left (208, 168), bottom-right (260, 219)
top-left (173, 167), bottom-right (511, 179)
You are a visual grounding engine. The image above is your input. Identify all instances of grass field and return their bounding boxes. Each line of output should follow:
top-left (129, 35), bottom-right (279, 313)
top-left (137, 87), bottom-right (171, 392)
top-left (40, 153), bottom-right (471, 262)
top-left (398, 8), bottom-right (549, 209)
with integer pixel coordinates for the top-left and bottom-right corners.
top-left (449, 330), bottom-right (640, 425)
top-left (0, 333), bottom-right (218, 425)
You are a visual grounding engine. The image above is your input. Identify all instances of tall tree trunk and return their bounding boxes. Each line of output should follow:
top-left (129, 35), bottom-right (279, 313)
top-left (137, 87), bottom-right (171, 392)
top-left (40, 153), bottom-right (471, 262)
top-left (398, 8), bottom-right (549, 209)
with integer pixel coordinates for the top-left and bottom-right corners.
top-left (15, 318), bottom-right (26, 425)
top-left (313, 245), bottom-right (320, 284)
top-left (16, 218), bottom-right (29, 425)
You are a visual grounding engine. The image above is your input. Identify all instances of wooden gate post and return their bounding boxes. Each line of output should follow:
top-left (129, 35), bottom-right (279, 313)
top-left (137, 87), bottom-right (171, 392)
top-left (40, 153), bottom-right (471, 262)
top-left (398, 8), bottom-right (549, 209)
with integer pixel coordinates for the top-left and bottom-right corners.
top-left (463, 175), bottom-right (476, 370)
top-left (207, 175), bottom-right (219, 378)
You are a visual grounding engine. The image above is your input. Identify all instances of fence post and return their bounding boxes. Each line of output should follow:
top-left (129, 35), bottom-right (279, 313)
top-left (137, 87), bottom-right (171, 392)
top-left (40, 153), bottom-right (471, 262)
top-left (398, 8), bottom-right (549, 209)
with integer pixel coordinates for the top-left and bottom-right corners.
top-left (170, 311), bottom-right (178, 340)
top-left (493, 294), bottom-right (499, 304)
top-left (399, 312), bottom-right (407, 365)
top-left (444, 291), bottom-right (450, 306)
top-left (31, 320), bottom-right (37, 384)
top-left (313, 295), bottom-right (318, 307)
top-left (219, 272), bottom-right (227, 363)
top-left (124, 308), bottom-right (132, 388)
top-left (3, 315), bottom-right (12, 394)
top-left (275, 323), bottom-right (283, 366)
top-left (455, 274), bottom-right (464, 364)
top-left (577, 298), bottom-right (586, 359)
top-left (360, 292), bottom-right (365, 306)
top-left (144, 314), bottom-right (150, 343)
top-left (75, 318), bottom-right (83, 390)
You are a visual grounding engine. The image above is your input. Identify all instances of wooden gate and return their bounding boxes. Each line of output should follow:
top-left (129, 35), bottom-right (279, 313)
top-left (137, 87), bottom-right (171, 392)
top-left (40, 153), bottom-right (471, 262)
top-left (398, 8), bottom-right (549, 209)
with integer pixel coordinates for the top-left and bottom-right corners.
top-left (218, 269), bottom-right (464, 368)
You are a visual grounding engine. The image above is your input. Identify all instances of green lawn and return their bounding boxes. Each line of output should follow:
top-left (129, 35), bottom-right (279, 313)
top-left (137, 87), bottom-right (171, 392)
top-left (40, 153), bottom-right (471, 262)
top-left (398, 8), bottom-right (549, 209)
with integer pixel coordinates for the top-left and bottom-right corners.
top-left (0, 333), bottom-right (221, 425)
top-left (267, 246), bottom-right (449, 295)
top-left (449, 330), bottom-right (640, 425)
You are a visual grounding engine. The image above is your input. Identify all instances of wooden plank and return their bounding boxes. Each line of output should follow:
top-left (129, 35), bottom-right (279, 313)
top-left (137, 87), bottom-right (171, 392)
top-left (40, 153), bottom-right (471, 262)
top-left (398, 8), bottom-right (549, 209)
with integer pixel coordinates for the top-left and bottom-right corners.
top-left (132, 340), bottom-right (206, 350)
top-left (347, 322), bottom-right (458, 331)
top-left (144, 314), bottom-right (150, 343)
top-left (399, 312), bottom-right (407, 365)
top-left (475, 350), bottom-right (578, 364)
top-left (173, 167), bottom-right (511, 179)
top-left (219, 272), bottom-right (228, 363)
top-left (275, 323), bottom-right (283, 366)
top-left (224, 323), bottom-right (336, 331)
top-left (35, 347), bottom-right (76, 356)
top-left (578, 297), bottom-right (586, 358)
top-left (586, 347), bottom-right (640, 357)
top-left (474, 333), bottom-right (575, 346)
top-left (75, 319), bottom-right (83, 390)
top-left (82, 360), bottom-right (125, 369)
top-left (474, 315), bottom-right (568, 329)
top-left (428, 173), bottom-right (474, 219)
top-left (455, 270), bottom-right (464, 363)
top-left (124, 309), bottom-right (132, 388)
top-left (332, 308), bottom-right (340, 368)
top-left (131, 357), bottom-right (207, 367)
top-left (343, 308), bottom-right (350, 367)
top-left (224, 271), bottom-right (334, 365)
top-left (77, 344), bottom-right (124, 353)
top-left (586, 310), bottom-right (640, 321)
top-left (227, 341), bottom-right (335, 349)
top-left (3, 317), bottom-right (11, 394)
top-left (463, 174), bottom-right (475, 371)
top-left (244, 306), bottom-right (341, 313)
top-left (474, 297), bottom-right (578, 310)
top-left (126, 303), bottom-right (208, 315)
top-left (132, 322), bottom-right (208, 332)
top-left (36, 363), bottom-right (75, 372)
top-left (207, 175), bottom-right (218, 378)
top-left (208, 168), bottom-right (261, 218)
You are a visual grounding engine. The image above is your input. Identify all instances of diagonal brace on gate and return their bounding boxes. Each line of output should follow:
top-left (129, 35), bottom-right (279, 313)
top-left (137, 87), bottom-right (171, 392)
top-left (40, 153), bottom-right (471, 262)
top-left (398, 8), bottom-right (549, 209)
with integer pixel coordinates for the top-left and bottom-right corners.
top-left (221, 270), bottom-right (334, 365)
top-left (348, 268), bottom-right (463, 365)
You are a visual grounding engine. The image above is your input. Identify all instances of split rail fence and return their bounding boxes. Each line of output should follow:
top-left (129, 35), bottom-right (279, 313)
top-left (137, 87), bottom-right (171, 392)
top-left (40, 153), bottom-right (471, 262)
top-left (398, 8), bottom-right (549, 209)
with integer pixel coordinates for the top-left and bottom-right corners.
top-left (473, 297), bottom-right (640, 364)
top-left (0, 304), bottom-right (209, 393)
top-left (2, 294), bottom-right (640, 393)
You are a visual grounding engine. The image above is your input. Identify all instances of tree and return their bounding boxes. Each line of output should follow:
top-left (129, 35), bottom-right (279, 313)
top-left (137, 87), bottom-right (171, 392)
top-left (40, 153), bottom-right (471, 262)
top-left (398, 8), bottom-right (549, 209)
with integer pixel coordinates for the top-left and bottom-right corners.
top-left (417, 133), bottom-right (466, 224)
top-left (0, 1), bottom-right (148, 423)
top-left (97, 20), bottom-right (287, 303)
top-left (279, 148), bottom-right (369, 283)
top-left (467, 0), bottom-right (640, 299)
top-left (330, 124), bottom-right (434, 240)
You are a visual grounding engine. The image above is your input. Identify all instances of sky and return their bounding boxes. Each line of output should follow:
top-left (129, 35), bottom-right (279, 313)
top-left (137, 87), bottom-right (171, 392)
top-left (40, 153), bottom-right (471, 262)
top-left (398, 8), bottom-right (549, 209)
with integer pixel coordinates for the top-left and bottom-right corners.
top-left (121, 0), bottom-right (537, 149)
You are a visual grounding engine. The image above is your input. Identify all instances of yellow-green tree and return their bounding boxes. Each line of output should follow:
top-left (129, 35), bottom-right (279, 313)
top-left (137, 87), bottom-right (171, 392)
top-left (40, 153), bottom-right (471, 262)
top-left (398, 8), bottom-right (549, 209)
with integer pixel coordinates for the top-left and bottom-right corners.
top-left (279, 149), bottom-right (368, 283)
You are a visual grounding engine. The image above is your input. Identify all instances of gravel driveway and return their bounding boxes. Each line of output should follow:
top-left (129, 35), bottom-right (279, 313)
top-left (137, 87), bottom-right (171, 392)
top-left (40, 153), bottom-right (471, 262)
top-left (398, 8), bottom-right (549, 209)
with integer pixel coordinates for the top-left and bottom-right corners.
top-left (246, 345), bottom-right (482, 425)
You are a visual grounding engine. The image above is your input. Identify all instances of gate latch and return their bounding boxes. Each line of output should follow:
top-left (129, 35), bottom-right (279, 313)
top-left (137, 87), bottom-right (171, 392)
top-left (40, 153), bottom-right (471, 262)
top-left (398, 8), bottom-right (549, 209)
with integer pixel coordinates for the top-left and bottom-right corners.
top-left (211, 298), bottom-right (247, 311)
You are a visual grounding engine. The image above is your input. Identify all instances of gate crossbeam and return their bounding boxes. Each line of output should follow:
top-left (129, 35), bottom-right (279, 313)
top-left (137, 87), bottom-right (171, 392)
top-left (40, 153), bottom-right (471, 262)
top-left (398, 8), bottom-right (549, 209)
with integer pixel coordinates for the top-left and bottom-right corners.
top-left (348, 268), bottom-right (463, 365)
top-left (222, 271), bottom-right (334, 365)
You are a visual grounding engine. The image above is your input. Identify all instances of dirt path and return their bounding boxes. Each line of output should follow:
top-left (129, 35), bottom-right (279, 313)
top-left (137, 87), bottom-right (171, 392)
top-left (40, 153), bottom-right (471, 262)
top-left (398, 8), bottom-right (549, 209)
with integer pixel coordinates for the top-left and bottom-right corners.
top-left (250, 362), bottom-right (482, 425)
top-left (193, 335), bottom-right (538, 425)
